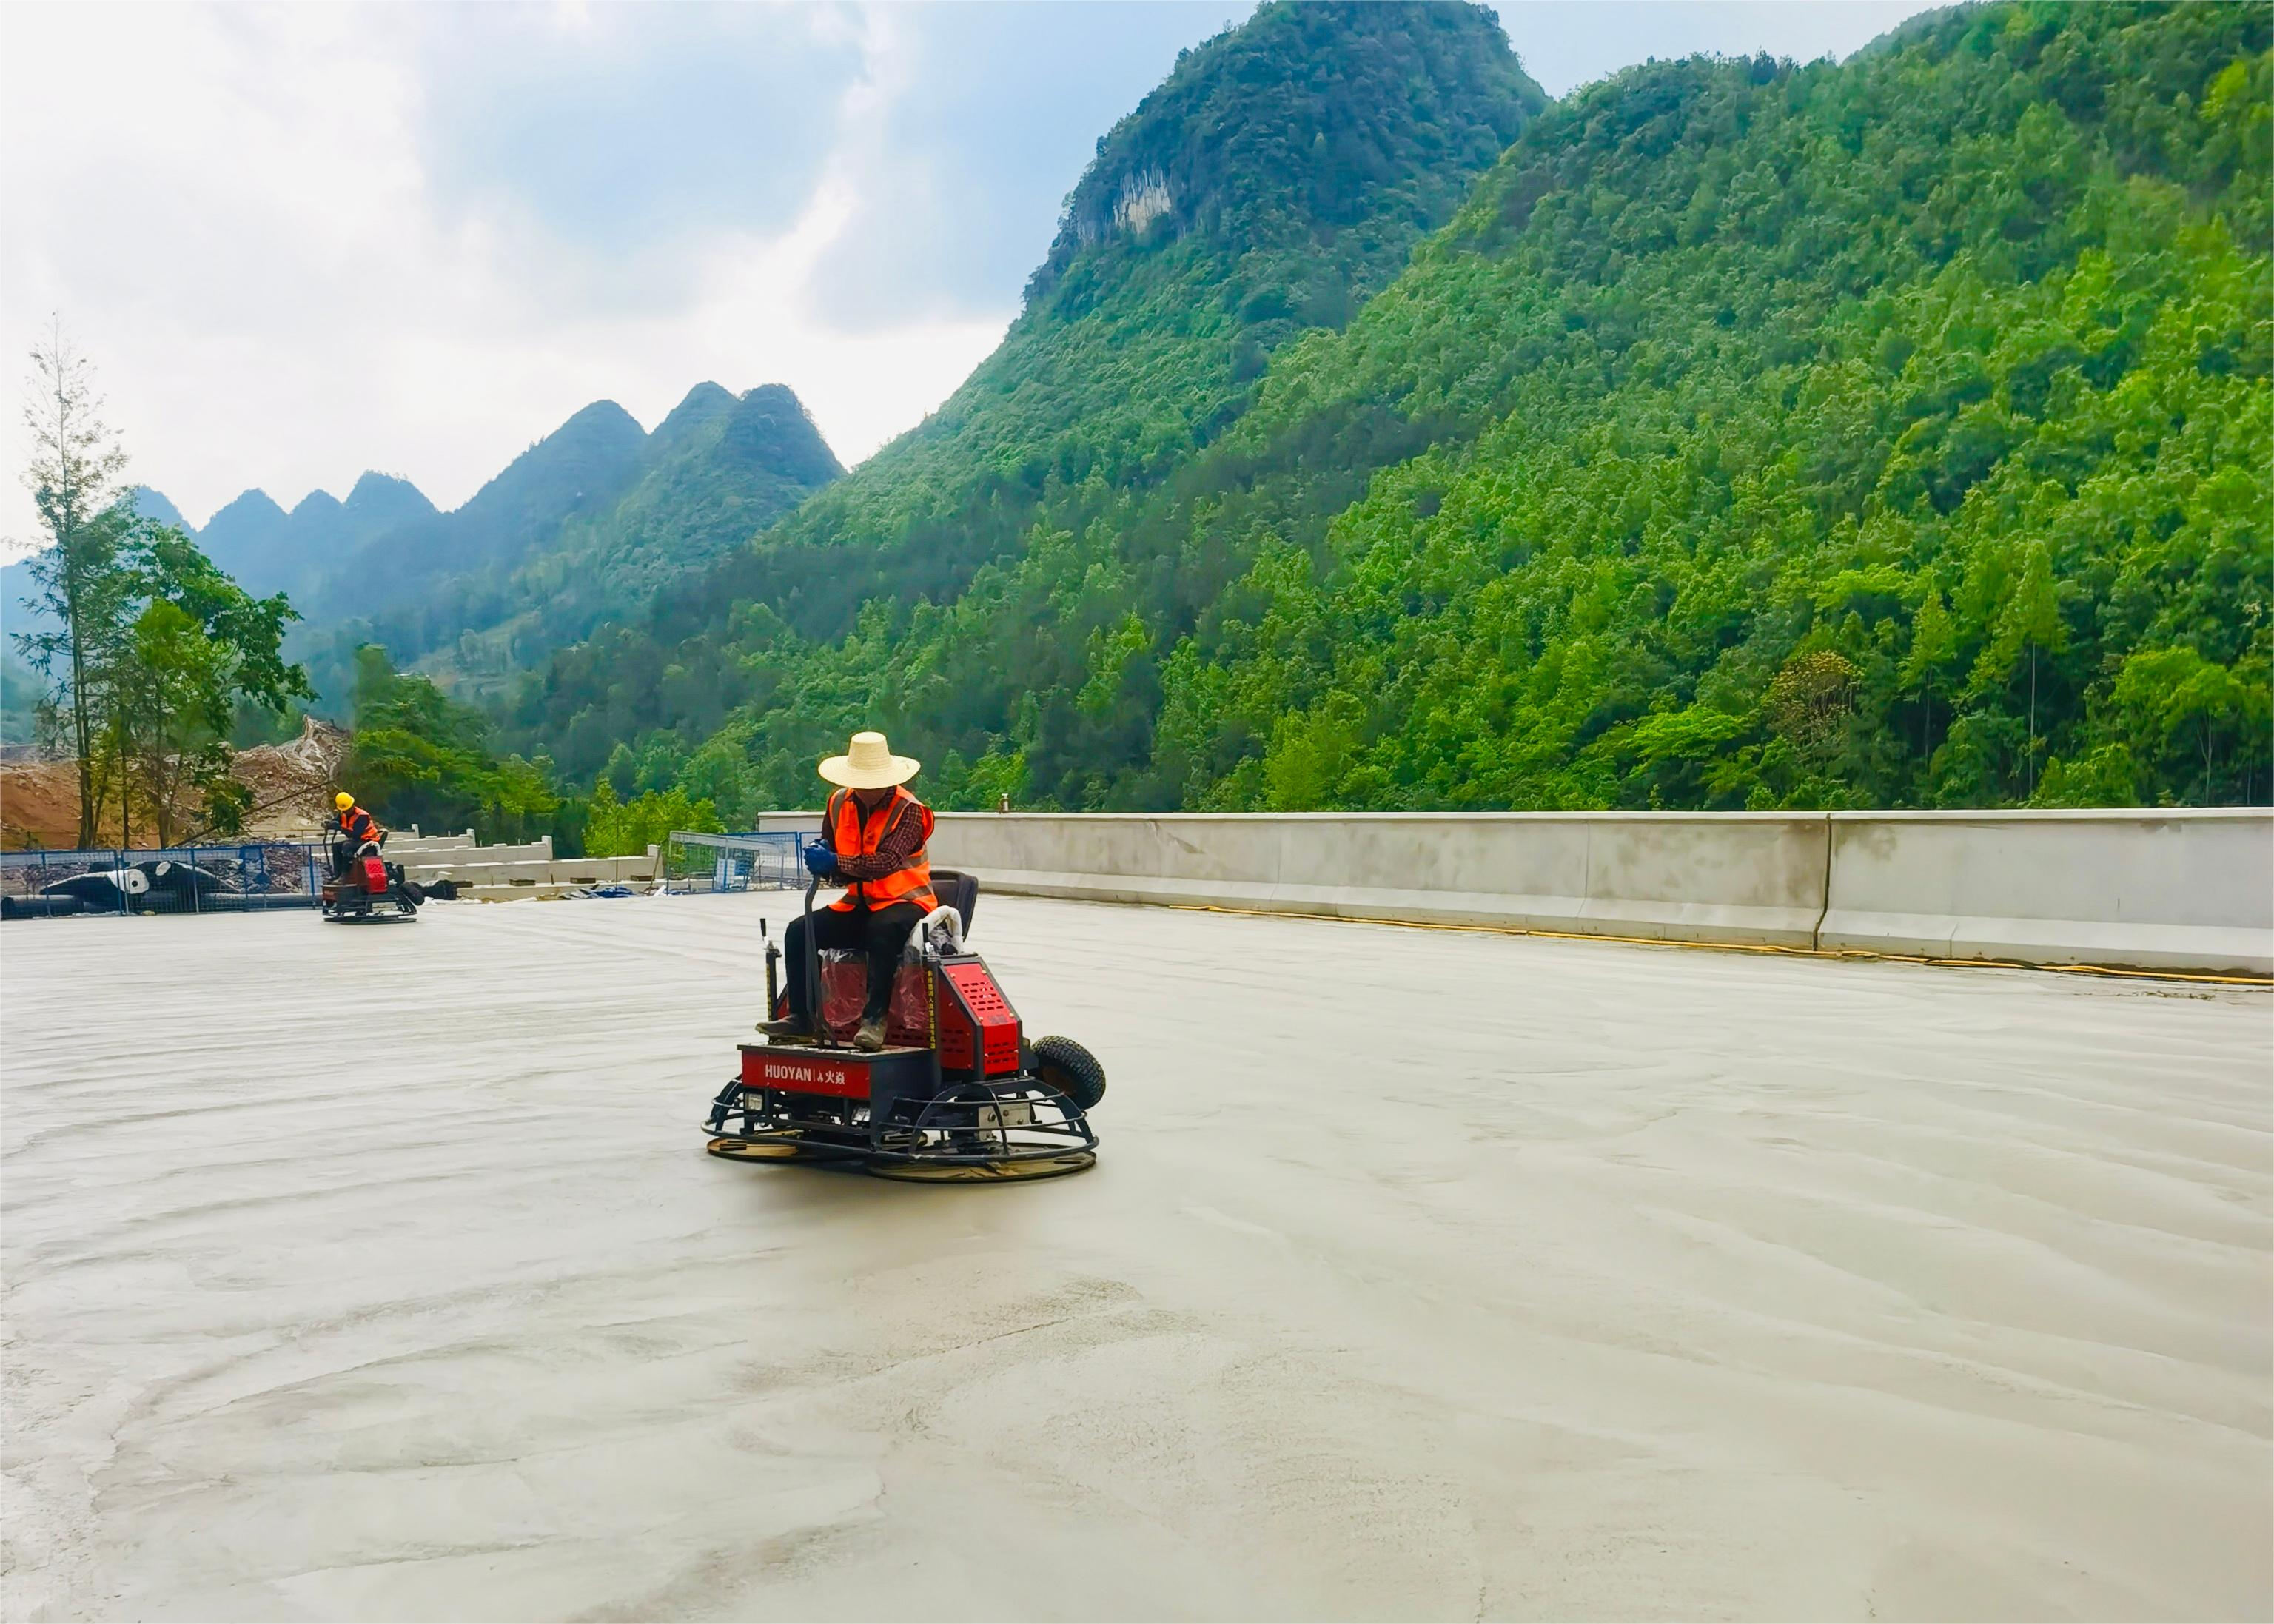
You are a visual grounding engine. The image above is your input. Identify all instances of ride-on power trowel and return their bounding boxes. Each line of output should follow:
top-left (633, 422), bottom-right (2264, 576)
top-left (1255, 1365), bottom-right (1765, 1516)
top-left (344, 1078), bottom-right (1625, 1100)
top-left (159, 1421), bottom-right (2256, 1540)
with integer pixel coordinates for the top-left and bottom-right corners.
top-left (702, 859), bottom-right (1103, 1181)
top-left (321, 836), bottom-right (423, 924)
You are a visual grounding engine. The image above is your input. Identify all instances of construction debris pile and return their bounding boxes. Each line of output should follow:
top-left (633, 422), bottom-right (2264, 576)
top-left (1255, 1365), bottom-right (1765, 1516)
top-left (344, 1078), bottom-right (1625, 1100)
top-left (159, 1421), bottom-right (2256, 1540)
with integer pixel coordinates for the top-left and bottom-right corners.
top-left (0, 716), bottom-right (348, 850)
top-left (229, 717), bottom-right (351, 839)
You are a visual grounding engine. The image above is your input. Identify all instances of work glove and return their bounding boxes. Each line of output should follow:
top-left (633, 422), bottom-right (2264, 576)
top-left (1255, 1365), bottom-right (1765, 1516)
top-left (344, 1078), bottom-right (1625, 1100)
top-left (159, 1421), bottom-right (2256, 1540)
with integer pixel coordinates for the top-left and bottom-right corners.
top-left (802, 839), bottom-right (838, 879)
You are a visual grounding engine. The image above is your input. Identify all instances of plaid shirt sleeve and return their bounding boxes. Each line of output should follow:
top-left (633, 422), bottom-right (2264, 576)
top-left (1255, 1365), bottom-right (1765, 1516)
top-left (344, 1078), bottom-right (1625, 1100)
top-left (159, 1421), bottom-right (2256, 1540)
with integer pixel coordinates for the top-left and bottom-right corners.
top-left (833, 805), bottom-right (925, 880)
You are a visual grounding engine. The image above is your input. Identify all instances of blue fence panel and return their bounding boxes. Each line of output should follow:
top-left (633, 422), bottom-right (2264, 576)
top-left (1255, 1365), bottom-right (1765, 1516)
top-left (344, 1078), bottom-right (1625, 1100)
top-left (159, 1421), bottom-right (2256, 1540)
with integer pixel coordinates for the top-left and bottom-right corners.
top-left (664, 831), bottom-right (802, 893)
top-left (0, 841), bottom-right (329, 920)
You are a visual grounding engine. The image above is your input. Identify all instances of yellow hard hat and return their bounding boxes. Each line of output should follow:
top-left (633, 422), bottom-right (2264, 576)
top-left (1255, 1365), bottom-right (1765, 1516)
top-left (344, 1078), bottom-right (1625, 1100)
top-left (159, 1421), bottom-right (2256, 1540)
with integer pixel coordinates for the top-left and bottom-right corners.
top-left (335, 791), bottom-right (355, 810)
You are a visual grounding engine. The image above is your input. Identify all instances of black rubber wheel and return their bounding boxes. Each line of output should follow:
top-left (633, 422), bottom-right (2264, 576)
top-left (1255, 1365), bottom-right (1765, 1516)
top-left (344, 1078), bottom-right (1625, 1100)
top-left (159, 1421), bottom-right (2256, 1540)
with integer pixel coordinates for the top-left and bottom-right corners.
top-left (1030, 1035), bottom-right (1105, 1110)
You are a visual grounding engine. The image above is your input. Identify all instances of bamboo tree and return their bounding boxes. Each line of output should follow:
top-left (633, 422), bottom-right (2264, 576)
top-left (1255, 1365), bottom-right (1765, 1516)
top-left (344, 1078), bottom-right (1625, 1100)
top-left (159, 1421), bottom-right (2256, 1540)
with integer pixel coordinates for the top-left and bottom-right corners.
top-left (1973, 544), bottom-right (2067, 801)
top-left (1899, 582), bottom-right (1957, 772)
top-left (13, 319), bottom-right (130, 848)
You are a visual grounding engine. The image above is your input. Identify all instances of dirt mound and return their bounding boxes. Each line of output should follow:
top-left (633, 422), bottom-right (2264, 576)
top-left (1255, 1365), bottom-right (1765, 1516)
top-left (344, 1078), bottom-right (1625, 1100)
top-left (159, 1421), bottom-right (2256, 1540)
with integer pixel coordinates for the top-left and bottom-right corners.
top-left (0, 717), bottom-right (349, 849)
top-left (0, 759), bottom-right (87, 849)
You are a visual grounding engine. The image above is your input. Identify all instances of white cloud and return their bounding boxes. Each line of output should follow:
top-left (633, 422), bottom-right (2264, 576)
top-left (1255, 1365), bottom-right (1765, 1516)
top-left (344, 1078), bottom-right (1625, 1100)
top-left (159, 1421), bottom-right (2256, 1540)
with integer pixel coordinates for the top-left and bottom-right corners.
top-left (0, 1), bottom-right (1011, 549)
top-left (1492, 1), bottom-right (1942, 100)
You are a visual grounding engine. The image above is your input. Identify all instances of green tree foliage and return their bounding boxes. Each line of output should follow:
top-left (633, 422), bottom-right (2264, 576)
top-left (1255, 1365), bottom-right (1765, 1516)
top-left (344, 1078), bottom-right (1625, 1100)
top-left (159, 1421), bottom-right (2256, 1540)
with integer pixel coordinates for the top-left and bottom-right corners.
top-left (517, 1), bottom-right (2269, 815)
top-left (117, 601), bottom-right (241, 843)
top-left (15, 332), bottom-right (315, 844)
top-left (583, 776), bottom-right (721, 857)
top-left (102, 525), bottom-right (311, 843)
top-left (346, 646), bottom-right (557, 842)
top-left (13, 335), bottom-right (314, 846)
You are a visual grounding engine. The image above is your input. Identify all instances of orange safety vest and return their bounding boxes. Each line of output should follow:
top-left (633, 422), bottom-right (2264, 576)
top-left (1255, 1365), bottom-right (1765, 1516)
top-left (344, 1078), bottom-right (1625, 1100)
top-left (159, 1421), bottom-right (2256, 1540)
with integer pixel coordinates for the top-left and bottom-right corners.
top-left (825, 785), bottom-right (936, 914)
top-left (335, 805), bottom-right (381, 847)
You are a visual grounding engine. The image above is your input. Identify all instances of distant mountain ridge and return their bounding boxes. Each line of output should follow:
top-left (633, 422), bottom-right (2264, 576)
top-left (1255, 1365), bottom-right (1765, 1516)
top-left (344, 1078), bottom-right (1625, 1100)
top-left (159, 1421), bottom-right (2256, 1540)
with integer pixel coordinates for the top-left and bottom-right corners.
top-left (1, 477), bottom-right (440, 640)
top-left (1, 383), bottom-right (843, 711)
top-left (324, 401), bottom-right (650, 613)
top-left (320, 382), bottom-right (844, 700)
top-left (196, 472), bottom-right (440, 602)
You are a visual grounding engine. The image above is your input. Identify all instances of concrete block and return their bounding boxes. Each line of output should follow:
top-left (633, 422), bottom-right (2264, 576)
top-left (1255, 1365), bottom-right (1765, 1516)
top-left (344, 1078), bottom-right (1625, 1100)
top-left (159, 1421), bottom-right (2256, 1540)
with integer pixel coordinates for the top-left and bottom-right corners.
top-left (749, 812), bottom-right (824, 836)
top-left (402, 853), bottom-right (657, 885)
top-left (392, 831), bottom-right (475, 852)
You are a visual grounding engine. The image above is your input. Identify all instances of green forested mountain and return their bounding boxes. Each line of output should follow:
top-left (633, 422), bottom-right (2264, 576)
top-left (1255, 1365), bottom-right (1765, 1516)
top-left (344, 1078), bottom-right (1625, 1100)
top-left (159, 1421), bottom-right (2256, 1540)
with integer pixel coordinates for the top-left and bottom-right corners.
top-left (309, 400), bottom-right (650, 630)
top-left (515, 0), bottom-right (1548, 806)
top-left (1150, 0), bottom-right (2273, 813)
top-left (272, 384), bottom-right (839, 705)
top-left (397, 383), bottom-right (845, 694)
top-left (192, 490), bottom-right (292, 592)
top-left (512, 0), bottom-right (2270, 819)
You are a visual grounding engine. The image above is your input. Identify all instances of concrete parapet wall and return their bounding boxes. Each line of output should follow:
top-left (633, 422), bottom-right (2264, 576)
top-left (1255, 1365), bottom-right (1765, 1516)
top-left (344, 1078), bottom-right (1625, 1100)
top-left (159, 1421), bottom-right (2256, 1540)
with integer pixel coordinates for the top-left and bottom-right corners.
top-left (928, 810), bottom-right (2273, 976)
top-left (930, 812), bottom-right (1828, 946)
top-left (1819, 809), bottom-right (2270, 975)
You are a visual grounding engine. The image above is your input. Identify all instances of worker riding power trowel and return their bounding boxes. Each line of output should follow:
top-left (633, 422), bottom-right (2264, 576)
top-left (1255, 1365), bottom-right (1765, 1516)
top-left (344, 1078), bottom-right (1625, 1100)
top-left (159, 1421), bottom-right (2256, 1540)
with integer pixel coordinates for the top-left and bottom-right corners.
top-left (321, 791), bottom-right (423, 924)
top-left (700, 732), bottom-right (1104, 1181)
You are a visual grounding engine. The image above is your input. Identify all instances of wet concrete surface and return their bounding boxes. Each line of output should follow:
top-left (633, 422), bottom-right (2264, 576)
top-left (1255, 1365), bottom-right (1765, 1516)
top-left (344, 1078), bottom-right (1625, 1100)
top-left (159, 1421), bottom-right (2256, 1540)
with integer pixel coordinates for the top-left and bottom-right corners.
top-left (3, 893), bottom-right (2269, 1620)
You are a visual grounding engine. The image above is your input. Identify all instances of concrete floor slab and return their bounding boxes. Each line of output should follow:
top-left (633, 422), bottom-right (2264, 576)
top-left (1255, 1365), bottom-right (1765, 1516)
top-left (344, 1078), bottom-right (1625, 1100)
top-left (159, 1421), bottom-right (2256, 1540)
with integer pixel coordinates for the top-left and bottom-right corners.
top-left (3, 894), bottom-right (2269, 1620)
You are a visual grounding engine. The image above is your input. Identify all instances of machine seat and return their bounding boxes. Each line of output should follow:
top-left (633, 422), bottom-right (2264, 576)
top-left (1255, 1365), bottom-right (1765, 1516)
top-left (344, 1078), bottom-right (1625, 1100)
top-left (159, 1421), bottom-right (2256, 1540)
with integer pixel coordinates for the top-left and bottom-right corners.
top-left (930, 868), bottom-right (979, 936)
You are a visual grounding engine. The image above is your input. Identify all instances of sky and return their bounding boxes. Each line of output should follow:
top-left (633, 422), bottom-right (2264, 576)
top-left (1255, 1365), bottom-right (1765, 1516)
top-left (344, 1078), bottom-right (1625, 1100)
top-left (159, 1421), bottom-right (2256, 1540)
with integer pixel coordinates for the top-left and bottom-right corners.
top-left (0, 0), bottom-right (1940, 548)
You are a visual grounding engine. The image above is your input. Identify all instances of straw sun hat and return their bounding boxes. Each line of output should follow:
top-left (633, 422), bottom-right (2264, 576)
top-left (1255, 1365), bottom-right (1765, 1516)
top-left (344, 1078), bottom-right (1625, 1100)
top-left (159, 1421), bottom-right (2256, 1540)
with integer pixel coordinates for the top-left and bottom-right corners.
top-left (818, 731), bottom-right (921, 790)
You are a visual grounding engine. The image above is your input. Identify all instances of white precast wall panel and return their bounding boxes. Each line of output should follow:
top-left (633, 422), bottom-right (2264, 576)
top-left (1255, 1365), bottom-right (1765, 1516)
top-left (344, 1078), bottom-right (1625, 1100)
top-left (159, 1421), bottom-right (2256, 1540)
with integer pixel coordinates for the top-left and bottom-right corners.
top-left (1569, 814), bottom-right (1824, 944)
top-left (1819, 808), bottom-right (2273, 973)
top-left (1274, 813), bottom-right (1594, 931)
top-left (926, 808), bottom-right (2274, 975)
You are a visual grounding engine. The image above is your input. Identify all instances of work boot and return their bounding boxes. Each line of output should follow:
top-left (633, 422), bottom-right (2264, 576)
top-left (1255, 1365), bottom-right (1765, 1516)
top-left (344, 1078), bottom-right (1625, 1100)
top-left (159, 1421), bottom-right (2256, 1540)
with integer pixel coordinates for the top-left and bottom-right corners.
top-left (855, 1016), bottom-right (888, 1053)
top-left (757, 1016), bottom-right (814, 1041)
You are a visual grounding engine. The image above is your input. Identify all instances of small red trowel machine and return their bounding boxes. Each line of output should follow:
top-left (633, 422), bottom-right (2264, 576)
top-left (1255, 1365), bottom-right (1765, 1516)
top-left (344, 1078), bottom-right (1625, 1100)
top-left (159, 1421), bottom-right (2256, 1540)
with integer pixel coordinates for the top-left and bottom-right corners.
top-left (320, 837), bottom-right (421, 924)
top-left (702, 868), bottom-right (1103, 1181)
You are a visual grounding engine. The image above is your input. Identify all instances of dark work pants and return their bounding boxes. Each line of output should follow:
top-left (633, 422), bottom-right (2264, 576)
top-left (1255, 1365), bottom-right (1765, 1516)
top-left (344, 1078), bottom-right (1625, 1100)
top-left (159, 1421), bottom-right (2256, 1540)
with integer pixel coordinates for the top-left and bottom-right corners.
top-left (785, 901), bottom-right (925, 1027)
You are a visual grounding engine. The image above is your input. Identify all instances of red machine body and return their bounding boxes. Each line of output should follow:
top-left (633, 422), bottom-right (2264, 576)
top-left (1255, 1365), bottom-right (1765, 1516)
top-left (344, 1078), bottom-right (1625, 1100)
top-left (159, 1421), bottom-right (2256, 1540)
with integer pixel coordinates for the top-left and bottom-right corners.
top-left (751, 953), bottom-right (1025, 1101)
top-left (738, 1044), bottom-right (919, 1099)
top-left (938, 960), bottom-right (1022, 1075)
top-left (360, 856), bottom-right (389, 893)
